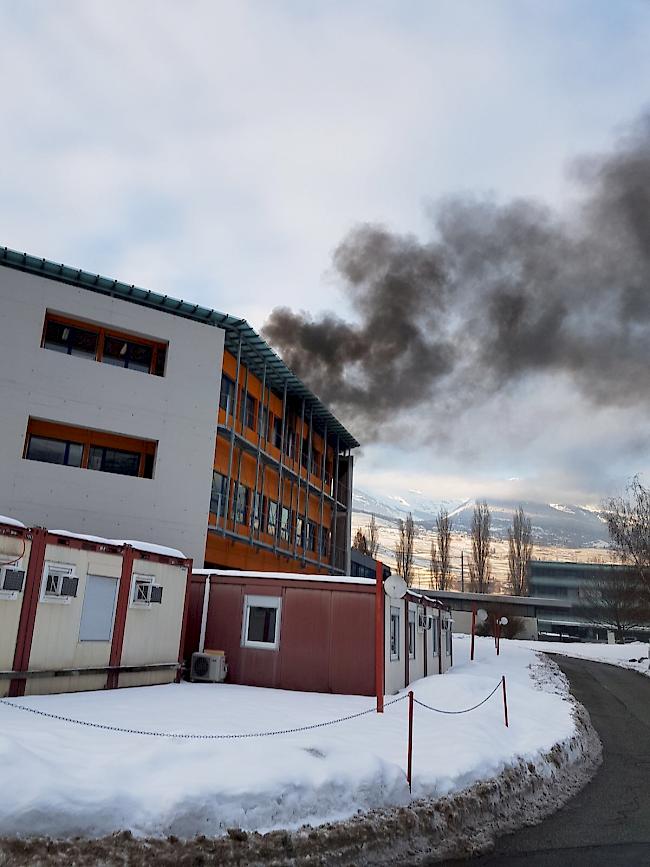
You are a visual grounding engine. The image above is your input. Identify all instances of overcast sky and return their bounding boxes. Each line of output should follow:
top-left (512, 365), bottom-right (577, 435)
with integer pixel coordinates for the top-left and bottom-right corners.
top-left (2, 1), bottom-right (650, 506)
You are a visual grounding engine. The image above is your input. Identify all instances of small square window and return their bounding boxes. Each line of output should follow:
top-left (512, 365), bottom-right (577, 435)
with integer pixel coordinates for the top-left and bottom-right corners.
top-left (41, 563), bottom-right (78, 603)
top-left (242, 594), bottom-right (281, 650)
top-left (408, 608), bottom-right (416, 660)
top-left (131, 574), bottom-right (154, 606)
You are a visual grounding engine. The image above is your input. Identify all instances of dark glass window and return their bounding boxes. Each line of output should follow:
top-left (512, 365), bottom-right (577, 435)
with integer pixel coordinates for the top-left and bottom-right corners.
top-left (210, 472), bottom-right (227, 516)
top-left (319, 526), bottom-right (330, 557)
top-left (284, 427), bottom-right (295, 458)
top-left (88, 446), bottom-right (142, 477)
top-left (43, 320), bottom-right (98, 359)
top-left (235, 485), bottom-right (250, 525)
top-left (240, 393), bottom-right (256, 430)
top-left (306, 521), bottom-right (317, 552)
top-left (103, 337), bottom-right (152, 372)
top-left (295, 516), bottom-right (304, 548)
top-left (220, 375), bottom-right (235, 414)
top-left (273, 417), bottom-right (283, 449)
top-left (26, 436), bottom-right (83, 467)
top-left (267, 500), bottom-right (278, 535)
top-left (153, 347), bottom-right (166, 377)
top-left (280, 506), bottom-right (291, 542)
top-left (253, 492), bottom-right (264, 530)
top-left (247, 606), bottom-right (277, 644)
top-left (311, 448), bottom-right (321, 476)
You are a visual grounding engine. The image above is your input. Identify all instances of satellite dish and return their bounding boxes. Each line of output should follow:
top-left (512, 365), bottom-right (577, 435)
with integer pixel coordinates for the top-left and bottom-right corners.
top-left (499, 616), bottom-right (509, 626)
top-left (476, 608), bottom-right (488, 623)
top-left (384, 574), bottom-right (408, 600)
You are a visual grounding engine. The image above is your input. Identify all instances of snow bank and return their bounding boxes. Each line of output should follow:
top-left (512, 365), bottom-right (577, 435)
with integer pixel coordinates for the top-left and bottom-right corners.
top-left (0, 636), bottom-right (579, 841)
top-left (518, 638), bottom-right (650, 677)
top-left (0, 514), bottom-right (25, 529)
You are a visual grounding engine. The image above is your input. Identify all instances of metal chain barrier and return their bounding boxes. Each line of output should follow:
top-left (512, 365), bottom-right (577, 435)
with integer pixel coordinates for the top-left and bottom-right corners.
top-left (412, 679), bottom-right (503, 715)
top-left (0, 694), bottom-right (407, 740)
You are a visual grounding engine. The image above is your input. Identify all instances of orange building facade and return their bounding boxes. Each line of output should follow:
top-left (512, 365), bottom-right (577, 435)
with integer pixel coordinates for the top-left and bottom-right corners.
top-left (207, 336), bottom-right (356, 576)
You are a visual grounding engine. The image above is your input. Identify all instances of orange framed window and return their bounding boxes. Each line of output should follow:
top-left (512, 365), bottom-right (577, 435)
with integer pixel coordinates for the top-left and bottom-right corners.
top-left (24, 419), bottom-right (157, 479)
top-left (41, 313), bottom-right (167, 377)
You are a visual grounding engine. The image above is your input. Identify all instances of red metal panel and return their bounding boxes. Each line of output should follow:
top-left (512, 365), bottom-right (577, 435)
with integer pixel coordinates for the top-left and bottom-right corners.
top-left (204, 583), bottom-right (243, 678)
top-left (107, 546), bottom-right (135, 689)
top-left (9, 528), bottom-right (48, 697)
top-left (183, 577), bottom-right (208, 661)
top-left (278, 588), bottom-right (331, 693)
top-left (329, 591), bottom-right (374, 696)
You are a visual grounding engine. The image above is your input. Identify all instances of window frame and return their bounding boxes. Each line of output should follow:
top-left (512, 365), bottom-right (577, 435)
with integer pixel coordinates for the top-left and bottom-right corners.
top-left (241, 594), bottom-right (282, 650)
top-left (41, 313), bottom-right (167, 377)
top-left (40, 562), bottom-right (77, 605)
top-left (408, 606), bottom-right (416, 660)
top-left (390, 605), bottom-right (401, 661)
top-left (130, 573), bottom-right (158, 608)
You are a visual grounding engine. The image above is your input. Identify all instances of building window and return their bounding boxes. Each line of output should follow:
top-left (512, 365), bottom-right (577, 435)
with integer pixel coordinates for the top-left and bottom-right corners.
top-left (272, 417), bottom-right (283, 449)
top-left (280, 506), bottom-right (291, 542)
top-left (219, 375), bottom-right (235, 415)
top-left (432, 617), bottom-right (439, 655)
top-left (252, 492), bottom-right (264, 531)
top-left (210, 471), bottom-right (227, 517)
top-left (240, 392), bottom-right (257, 431)
top-left (408, 608), bottom-right (416, 660)
top-left (24, 419), bottom-right (156, 480)
top-left (444, 621), bottom-right (452, 655)
top-left (26, 435), bottom-right (83, 468)
top-left (88, 445), bottom-right (143, 477)
top-left (306, 520), bottom-right (317, 552)
top-left (241, 594), bottom-right (281, 650)
top-left (130, 573), bottom-right (163, 607)
top-left (390, 606), bottom-right (401, 661)
top-left (295, 516), bottom-right (304, 548)
top-left (43, 319), bottom-right (98, 358)
top-left (266, 500), bottom-right (278, 535)
top-left (41, 562), bottom-right (78, 604)
top-left (311, 448), bottom-right (321, 477)
top-left (319, 527), bottom-right (330, 558)
top-left (235, 485), bottom-right (250, 525)
top-left (42, 314), bottom-right (166, 376)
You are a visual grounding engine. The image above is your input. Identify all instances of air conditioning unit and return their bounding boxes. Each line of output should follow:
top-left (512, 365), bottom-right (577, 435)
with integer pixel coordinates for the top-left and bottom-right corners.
top-left (190, 651), bottom-right (228, 683)
top-left (0, 566), bottom-right (25, 598)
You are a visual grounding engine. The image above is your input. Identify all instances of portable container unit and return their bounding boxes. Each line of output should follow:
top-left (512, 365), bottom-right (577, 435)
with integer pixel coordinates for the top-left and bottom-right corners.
top-left (185, 569), bottom-right (452, 696)
top-left (0, 517), bottom-right (192, 697)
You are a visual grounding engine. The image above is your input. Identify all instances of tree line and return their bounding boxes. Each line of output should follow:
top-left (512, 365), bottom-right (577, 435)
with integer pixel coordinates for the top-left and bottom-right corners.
top-left (353, 477), bottom-right (650, 642)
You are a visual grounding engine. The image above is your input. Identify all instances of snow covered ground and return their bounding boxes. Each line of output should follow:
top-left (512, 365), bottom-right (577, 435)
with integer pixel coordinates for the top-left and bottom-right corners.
top-left (518, 638), bottom-right (650, 677)
top-left (0, 636), bottom-right (576, 840)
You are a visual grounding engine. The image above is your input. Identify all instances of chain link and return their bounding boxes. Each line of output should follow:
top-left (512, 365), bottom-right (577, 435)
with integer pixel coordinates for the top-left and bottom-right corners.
top-left (413, 680), bottom-right (502, 715)
top-left (0, 693), bottom-right (407, 740)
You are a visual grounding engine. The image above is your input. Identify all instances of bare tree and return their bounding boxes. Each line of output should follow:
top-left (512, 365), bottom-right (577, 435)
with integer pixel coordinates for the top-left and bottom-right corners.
top-left (604, 476), bottom-right (650, 599)
top-left (367, 514), bottom-right (380, 558)
top-left (352, 528), bottom-right (368, 554)
top-left (395, 512), bottom-right (415, 585)
top-left (507, 506), bottom-right (533, 595)
top-left (576, 567), bottom-right (650, 643)
top-left (469, 501), bottom-right (491, 593)
top-left (430, 508), bottom-right (453, 590)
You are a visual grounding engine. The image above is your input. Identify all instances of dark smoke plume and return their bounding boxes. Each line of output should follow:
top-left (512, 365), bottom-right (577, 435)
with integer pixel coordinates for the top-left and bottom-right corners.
top-left (262, 113), bottom-right (650, 438)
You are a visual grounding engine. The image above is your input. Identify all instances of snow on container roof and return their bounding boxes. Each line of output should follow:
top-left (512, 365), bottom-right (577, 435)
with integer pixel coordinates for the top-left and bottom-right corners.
top-left (192, 568), bottom-right (375, 587)
top-left (49, 529), bottom-right (187, 560)
top-left (0, 515), bottom-right (26, 529)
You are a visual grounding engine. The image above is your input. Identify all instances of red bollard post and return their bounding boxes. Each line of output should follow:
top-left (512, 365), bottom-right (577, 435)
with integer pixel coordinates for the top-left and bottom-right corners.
top-left (502, 675), bottom-right (509, 728)
top-left (470, 605), bottom-right (476, 661)
top-left (407, 690), bottom-right (414, 793)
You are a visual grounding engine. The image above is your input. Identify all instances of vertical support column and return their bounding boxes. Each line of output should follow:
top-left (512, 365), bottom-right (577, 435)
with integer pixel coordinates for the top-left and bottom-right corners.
top-left (250, 362), bottom-right (267, 543)
top-left (331, 435), bottom-right (340, 572)
top-left (375, 559), bottom-right (384, 713)
top-left (470, 604), bottom-right (476, 662)
top-left (107, 545), bottom-right (135, 690)
top-left (502, 675), bottom-right (509, 728)
top-left (293, 398), bottom-right (306, 559)
top-left (274, 381), bottom-right (288, 553)
top-left (232, 361), bottom-right (249, 534)
top-left (404, 595), bottom-right (409, 688)
top-left (9, 528), bottom-right (48, 697)
top-left (223, 334), bottom-right (243, 535)
top-left (407, 690), bottom-right (414, 793)
top-left (317, 423), bottom-right (327, 567)
top-left (175, 559), bottom-right (194, 683)
top-left (303, 407), bottom-right (313, 561)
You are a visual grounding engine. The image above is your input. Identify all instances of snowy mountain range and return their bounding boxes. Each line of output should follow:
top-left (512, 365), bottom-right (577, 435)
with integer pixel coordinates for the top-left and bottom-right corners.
top-left (352, 488), bottom-right (610, 549)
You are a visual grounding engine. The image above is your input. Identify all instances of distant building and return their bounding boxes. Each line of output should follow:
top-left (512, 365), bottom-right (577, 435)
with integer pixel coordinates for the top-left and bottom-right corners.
top-left (528, 559), bottom-right (628, 601)
top-left (350, 548), bottom-right (391, 580)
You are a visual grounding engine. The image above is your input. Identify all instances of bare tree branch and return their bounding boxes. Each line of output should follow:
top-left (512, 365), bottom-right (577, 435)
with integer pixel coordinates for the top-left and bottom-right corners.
top-left (395, 512), bottom-right (415, 586)
top-left (367, 514), bottom-right (380, 558)
top-left (507, 506), bottom-right (533, 596)
top-left (469, 501), bottom-right (492, 593)
top-left (429, 508), bottom-right (453, 590)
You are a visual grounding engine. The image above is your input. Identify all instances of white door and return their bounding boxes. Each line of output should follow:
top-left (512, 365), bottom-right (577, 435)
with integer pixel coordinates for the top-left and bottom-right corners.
top-left (79, 575), bottom-right (119, 642)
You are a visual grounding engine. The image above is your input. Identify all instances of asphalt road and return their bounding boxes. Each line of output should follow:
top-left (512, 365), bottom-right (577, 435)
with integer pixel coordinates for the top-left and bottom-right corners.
top-left (451, 655), bottom-right (650, 866)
